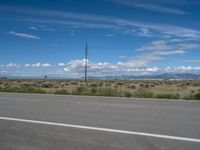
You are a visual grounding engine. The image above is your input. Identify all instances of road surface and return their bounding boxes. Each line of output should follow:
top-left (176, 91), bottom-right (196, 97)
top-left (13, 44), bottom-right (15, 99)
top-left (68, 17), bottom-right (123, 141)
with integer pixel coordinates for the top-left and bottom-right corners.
top-left (0, 92), bottom-right (200, 150)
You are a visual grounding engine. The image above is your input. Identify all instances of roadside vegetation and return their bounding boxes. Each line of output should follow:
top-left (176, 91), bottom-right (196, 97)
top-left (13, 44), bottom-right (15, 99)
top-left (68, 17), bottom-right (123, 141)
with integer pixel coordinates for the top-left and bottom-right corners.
top-left (0, 79), bottom-right (200, 100)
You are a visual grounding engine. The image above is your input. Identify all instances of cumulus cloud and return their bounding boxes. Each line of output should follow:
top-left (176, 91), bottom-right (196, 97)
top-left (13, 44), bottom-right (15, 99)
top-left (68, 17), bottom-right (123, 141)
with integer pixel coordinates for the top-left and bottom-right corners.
top-left (1, 60), bottom-right (200, 77)
top-left (63, 58), bottom-right (160, 74)
top-left (58, 63), bottom-right (66, 67)
top-left (24, 64), bottom-right (31, 67)
top-left (3, 63), bottom-right (52, 68)
top-left (6, 63), bottom-right (19, 68)
top-left (41, 63), bottom-right (51, 67)
top-left (32, 63), bottom-right (51, 67)
top-left (32, 63), bottom-right (41, 67)
top-left (62, 59), bottom-right (200, 75)
top-left (8, 31), bottom-right (40, 40)
top-left (163, 66), bottom-right (200, 74)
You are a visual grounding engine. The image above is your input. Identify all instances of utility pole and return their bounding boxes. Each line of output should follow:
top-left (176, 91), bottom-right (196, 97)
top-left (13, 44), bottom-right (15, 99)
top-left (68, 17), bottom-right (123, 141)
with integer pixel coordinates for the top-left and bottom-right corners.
top-left (85, 42), bottom-right (88, 83)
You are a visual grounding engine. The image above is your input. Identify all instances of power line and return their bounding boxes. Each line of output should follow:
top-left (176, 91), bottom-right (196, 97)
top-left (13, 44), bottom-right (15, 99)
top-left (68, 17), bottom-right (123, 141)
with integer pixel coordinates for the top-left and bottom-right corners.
top-left (85, 42), bottom-right (88, 83)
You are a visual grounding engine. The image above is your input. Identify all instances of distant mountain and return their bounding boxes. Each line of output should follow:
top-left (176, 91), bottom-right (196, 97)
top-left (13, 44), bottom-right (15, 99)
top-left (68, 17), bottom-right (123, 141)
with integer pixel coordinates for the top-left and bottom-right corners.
top-left (87, 73), bottom-right (200, 80)
top-left (1, 73), bottom-right (200, 80)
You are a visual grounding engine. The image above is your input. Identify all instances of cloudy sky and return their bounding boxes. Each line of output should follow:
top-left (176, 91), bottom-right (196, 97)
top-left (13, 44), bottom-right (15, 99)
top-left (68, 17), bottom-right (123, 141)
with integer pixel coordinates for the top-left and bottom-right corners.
top-left (0, 0), bottom-right (200, 77)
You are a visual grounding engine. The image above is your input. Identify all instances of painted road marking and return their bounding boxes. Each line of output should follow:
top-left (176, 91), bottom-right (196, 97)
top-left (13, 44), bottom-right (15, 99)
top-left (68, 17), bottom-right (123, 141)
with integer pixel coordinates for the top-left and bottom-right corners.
top-left (0, 116), bottom-right (200, 143)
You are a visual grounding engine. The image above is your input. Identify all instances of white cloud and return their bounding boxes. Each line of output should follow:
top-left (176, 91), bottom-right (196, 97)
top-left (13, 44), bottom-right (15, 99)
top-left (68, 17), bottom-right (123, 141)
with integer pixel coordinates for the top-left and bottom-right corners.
top-left (119, 56), bottom-right (126, 59)
top-left (0, 70), bottom-right (24, 76)
top-left (32, 63), bottom-right (41, 67)
top-left (63, 59), bottom-right (162, 74)
top-left (137, 40), bottom-right (200, 53)
top-left (41, 63), bottom-right (51, 67)
top-left (138, 40), bottom-right (172, 51)
top-left (29, 26), bottom-right (39, 31)
top-left (24, 64), bottom-right (31, 67)
top-left (31, 63), bottom-right (51, 67)
top-left (1, 6), bottom-right (199, 39)
top-left (1, 60), bottom-right (200, 77)
top-left (106, 0), bottom-right (187, 15)
top-left (28, 19), bottom-right (119, 30)
top-left (2, 63), bottom-right (57, 68)
top-left (152, 50), bottom-right (186, 55)
top-left (123, 28), bottom-right (152, 37)
top-left (133, 3), bottom-right (186, 15)
top-left (8, 31), bottom-right (40, 40)
top-left (145, 66), bottom-right (160, 72)
top-left (116, 19), bottom-right (200, 39)
top-left (105, 33), bottom-right (115, 37)
top-left (58, 63), bottom-right (66, 67)
top-left (164, 66), bottom-right (200, 73)
top-left (178, 43), bottom-right (200, 49)
top-left (137, 27), bottom-right (152, 37)
top-left (63, 59), bottom-right (200, 75)
top-left (0, 71), bottom-right (8, 74)
top-left (186, 59), bottom-right (200, 63)
top-left (126, 55), bottom-right (163, 67)
top-left (169, 38), bottom-right (198, 42)
top-left (6, 63), bottom-right (19, 68)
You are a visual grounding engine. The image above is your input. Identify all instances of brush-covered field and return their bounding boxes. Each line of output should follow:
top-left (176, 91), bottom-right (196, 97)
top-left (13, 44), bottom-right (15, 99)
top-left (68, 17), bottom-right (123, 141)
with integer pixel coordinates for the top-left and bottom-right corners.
top-left (0, 79), bottom-right (200, 100)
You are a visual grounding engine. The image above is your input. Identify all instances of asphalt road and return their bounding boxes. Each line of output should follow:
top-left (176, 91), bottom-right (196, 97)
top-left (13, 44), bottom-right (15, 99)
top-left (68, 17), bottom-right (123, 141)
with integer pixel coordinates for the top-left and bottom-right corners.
top-left (0, 92), bottom-right (200, 150)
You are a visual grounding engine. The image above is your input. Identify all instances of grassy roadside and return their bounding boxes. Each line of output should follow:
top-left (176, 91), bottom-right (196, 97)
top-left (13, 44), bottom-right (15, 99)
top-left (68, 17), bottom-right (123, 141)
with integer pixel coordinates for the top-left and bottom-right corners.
top-left (0, 87), bottom-right (46, 94)
top-left (0, 79), bottom-right (200, 100)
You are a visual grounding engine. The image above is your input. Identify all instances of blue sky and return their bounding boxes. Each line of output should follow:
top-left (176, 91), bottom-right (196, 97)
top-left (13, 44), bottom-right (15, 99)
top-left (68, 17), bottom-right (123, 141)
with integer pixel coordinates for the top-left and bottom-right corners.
top-left (0, 0), bottom-right (200, 77)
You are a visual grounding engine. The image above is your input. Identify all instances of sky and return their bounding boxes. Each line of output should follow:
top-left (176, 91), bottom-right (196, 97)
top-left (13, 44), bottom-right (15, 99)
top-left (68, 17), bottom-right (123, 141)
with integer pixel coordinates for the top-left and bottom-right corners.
top-left (0, 0), bottom-right (200, 77)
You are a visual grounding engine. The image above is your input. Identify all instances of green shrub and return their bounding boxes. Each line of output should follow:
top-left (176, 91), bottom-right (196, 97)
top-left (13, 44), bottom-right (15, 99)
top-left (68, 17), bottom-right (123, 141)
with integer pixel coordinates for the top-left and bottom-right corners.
top-left (125, 92), bottom-right (132, 97)
top-left (185, 92), bottom-right (200, 100)
top-left (128, 85), bottom-right (136, 89)
top-left (117, 82), bottom-right (124, 86)
top-left (90, 87), bottom-right (97, 94)
top-left (134, 90), bottom-right (153, 98)
top-left (70, 82), bottom-right (78, 85)
top-left (98, 88), bottom-right (117, 96)
top-left (156, 93), bottom-right (180, 99)
top-left (194, 93), bottom-right (200, 100)
top-left (71, 86), bottom-right (85, 95)
top-left (54, 89), bottom-right (69, 95)
top-left (0, 87), bottom-right (46, 94)
top-left (89, 83), bottom-right (98, 87)
top-left (41, 83), bottom-right (54, 88)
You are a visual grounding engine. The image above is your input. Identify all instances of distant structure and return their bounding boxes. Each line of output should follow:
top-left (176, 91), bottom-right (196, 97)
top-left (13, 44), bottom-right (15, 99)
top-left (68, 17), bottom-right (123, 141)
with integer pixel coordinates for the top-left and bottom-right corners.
top-left (44, 75), bottom-right (48, 79)
top-left (85, 42), bottom-right (88, 83)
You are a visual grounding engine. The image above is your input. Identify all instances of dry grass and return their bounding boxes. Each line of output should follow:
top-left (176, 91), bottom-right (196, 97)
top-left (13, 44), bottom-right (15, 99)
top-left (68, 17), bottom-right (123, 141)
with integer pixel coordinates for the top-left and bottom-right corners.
top-left (0, 79), bottom-right (200, 100)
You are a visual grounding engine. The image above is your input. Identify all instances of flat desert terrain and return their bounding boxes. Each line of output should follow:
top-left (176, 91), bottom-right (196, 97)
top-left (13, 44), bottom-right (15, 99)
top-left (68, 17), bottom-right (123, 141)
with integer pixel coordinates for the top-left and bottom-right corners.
top-left (0, 79), bottom-right (200, 100)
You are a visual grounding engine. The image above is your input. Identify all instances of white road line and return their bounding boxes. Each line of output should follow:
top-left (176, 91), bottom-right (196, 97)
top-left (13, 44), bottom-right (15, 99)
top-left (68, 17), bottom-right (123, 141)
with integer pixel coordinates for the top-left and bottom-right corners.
top-left (0, 116), bottom-right (200, 143)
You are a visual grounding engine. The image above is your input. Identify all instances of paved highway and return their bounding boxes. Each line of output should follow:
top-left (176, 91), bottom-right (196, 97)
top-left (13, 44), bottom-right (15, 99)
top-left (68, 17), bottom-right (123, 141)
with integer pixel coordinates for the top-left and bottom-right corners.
top-left (0, 92), bottom-right (200, 150)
